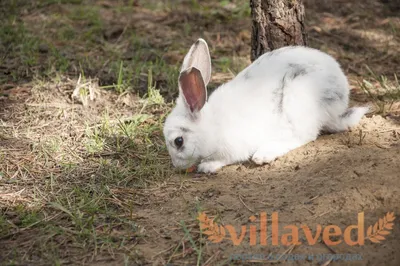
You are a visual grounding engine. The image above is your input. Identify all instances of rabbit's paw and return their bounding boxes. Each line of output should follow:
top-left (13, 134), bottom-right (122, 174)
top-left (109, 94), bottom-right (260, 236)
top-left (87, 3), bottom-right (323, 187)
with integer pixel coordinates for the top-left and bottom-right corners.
top-left (251, 150), bottom-right (280, 165)
top-left (197, 161), bottom-right (225, 173)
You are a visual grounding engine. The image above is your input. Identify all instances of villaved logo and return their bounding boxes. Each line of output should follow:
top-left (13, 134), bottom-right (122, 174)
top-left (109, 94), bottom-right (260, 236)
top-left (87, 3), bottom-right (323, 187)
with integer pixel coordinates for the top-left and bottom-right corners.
top-left (197, 212), bottom-right (395, 246)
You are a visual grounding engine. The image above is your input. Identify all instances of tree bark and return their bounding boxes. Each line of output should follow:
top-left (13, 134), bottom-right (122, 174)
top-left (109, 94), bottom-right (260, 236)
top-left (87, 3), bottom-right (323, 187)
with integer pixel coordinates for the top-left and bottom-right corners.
top-left (250, 0), bottom-right (308, 61)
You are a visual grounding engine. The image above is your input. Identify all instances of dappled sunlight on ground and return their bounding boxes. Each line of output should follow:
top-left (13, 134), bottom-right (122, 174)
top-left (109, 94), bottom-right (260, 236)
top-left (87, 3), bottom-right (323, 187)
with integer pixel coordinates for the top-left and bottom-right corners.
top-left (0, 0), bottom-right (399, 265)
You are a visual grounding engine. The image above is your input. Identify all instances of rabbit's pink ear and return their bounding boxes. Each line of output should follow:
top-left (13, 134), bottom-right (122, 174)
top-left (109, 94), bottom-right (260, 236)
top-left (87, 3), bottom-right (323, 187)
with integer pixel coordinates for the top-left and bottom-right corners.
top-left (179, 67), bottom-right (207, 113)
top-left (181, 38), bottom-right (211, 86)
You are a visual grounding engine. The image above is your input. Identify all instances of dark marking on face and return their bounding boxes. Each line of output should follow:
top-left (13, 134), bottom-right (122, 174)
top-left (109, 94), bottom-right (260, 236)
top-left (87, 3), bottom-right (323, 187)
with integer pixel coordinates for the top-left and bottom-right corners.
top-left (180, 127), bottom-right (190, 133)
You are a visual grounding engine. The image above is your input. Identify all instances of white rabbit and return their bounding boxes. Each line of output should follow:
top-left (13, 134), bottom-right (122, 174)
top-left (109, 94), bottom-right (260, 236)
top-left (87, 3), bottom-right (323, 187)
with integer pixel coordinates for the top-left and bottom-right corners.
top-left (163, 38), bottom-right (368, 173)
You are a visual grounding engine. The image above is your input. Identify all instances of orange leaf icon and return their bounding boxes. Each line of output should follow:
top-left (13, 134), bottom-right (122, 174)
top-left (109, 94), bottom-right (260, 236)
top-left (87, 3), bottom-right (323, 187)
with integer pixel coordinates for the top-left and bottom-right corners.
top-left (367, 212), bottom-right (395, 243)
top-left (197, 212), bottom-right (226, 243)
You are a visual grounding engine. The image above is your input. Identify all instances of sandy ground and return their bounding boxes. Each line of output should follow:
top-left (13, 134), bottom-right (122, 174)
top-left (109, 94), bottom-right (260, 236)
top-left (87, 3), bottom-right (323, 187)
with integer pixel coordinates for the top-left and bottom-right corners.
top-left (132, 114), bottom-right (400, 265)
top-left (1, 0), bottom-right (399, 265)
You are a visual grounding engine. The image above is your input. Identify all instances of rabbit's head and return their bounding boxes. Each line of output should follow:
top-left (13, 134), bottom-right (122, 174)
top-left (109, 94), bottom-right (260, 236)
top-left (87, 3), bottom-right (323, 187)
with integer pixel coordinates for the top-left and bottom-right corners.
top-left (163, 39), bottom-right (212, 169)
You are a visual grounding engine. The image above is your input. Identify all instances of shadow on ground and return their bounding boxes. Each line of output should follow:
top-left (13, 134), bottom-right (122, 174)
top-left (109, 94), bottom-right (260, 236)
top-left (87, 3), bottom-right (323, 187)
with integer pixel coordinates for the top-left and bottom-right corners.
top-left (0, 0), bottom-right (399, 265)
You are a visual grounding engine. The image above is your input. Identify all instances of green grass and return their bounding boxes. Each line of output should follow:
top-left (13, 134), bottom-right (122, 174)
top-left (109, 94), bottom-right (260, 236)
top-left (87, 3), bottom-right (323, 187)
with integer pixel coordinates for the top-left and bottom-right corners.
top-left (1, 0), bottom-right (399, 265)
top-left (0, 58), bottom-right (170, 263)
top-left (0, 214), bottom-right (12, 237)
top-left (214, 56), bottom-right (248, 75)
top-left (0, 0), bottom-right (250, 97)
top-left (0, 20), bottom-right (39, 81)
top-left (0, 0), bottom-right (180, 98)
top-left (181, 220), bottom-right (204, 266)
top-left (1, 183), bottom-right (143, 263)
top-left (360, 66), bottom-right (400, 115)
top-left (1, 101), bottom-right (169, 264)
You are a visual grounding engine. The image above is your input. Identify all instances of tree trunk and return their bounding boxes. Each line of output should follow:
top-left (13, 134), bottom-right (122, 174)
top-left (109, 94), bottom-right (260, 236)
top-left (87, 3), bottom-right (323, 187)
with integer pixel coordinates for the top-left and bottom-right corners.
top-left (250, 0), bottom-right (307, 61)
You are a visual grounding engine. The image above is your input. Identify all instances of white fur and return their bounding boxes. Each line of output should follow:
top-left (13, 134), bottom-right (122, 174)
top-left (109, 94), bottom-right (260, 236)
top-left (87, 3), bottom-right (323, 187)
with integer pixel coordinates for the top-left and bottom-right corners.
top-left (163, 39), bottom-right (368, 173)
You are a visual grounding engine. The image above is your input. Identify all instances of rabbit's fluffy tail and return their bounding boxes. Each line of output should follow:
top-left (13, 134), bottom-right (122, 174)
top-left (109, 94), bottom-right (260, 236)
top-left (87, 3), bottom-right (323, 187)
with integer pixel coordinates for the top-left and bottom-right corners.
top-left (324, 107), bottom-right (369, 133)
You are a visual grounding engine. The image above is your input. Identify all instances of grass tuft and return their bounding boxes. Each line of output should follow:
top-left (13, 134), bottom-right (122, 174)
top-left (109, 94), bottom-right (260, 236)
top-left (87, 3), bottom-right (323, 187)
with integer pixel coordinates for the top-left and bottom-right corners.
top-left (360, 66), bottom-right (400, 115)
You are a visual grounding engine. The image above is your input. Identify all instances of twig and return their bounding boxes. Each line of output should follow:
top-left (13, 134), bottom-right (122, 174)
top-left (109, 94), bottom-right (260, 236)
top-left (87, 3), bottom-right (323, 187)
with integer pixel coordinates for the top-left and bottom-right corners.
top-left (307, 195), bottom-right (320, 203)
top-left (322, 239), bottom-right (337, 254)
top-left (0, 188), bottom-right (25, 198)
top-left (166, 237), bottom-right (185, 263)
top-left (203, 250), bottom-right (221, 266)
top-left (302, 206), bottom-right (315, 215)
top-left (374, 142), bottom-right (390, 149)
top-left (320, 240), bottom-right (336, 266)
top-left (312, 209), bottom-right (332, 219)
top-left (321, 258), bottom-right (333, 266)
top-left (239, 194), bottom-right (254, 213)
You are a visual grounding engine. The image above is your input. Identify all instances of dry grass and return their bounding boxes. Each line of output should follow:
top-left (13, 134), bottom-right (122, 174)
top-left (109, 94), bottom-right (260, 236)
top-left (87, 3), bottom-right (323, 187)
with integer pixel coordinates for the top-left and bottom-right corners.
top-left (0, 0), bottom-right (399, 265)
top-left (0, 75), bottom-right (173, 264)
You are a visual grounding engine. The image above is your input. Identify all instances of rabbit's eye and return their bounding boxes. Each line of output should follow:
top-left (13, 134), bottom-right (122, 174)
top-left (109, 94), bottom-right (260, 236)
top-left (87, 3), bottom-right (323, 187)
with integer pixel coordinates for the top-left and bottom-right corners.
top-left (174, 137), bottom-right (184, 148)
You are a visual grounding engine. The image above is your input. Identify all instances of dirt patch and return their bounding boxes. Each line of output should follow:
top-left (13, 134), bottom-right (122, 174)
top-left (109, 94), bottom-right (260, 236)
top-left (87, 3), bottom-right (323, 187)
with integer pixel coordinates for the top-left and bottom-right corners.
top-left (130, 115), bottom-right (400, 265)
top-left (1, 0), bottom-right (399, 265)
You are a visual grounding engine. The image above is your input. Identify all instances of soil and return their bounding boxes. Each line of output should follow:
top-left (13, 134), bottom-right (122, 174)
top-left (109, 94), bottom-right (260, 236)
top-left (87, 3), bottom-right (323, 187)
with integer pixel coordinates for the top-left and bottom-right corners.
top-left (133, 115), bottom-right (400, 265)
top-left (0, 0), bottom-right (399, 265)
top-left (129, 1), bottom-right (400, 264)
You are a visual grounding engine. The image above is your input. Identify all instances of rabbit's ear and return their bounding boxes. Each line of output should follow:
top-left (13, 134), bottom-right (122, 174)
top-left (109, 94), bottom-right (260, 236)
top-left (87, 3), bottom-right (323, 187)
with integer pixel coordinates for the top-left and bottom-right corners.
top-left (181, 38), bottom-right (211, 86)
top-left (179, 67), bottom-right (207, 114)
